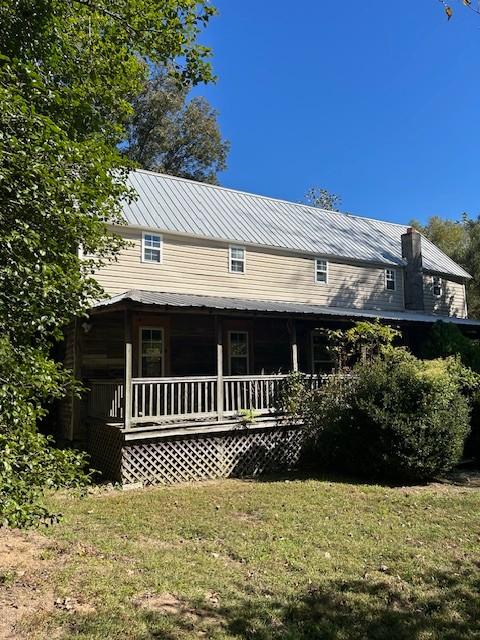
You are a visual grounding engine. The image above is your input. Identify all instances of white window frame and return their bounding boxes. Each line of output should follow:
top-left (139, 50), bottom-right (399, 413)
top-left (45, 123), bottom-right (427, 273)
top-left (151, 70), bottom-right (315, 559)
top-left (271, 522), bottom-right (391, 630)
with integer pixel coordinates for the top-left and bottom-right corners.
top-left (229, 245), bottom-right (246, 274)
top-left (315, 258), bottom-right (328, 284)
top-left (138, 326), bottom-right (165, 377)
top-left (432, 275), bottom-right (442, 298)
top-left (141, 232), bottom-right (163, 264)
top-left (385, 268), bottom-right (396, 291)
top-left (228, 330), bottom-right (249, 375)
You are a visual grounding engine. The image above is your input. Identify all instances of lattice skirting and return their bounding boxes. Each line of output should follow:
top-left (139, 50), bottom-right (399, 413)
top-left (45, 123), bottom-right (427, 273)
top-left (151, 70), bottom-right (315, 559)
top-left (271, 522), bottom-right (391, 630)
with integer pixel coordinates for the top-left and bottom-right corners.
top-left (87, 422), bottom-right (307, 485)
top-left (121, 426), bottom-right (306, 485)
top-left (87, 422), bottom-right (124, 482)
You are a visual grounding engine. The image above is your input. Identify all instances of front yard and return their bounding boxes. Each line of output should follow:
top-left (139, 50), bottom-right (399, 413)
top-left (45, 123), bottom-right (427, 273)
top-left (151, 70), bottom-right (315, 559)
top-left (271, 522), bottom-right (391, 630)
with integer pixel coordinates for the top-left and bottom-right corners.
top-left (1, 474), bottom-right (480, 639)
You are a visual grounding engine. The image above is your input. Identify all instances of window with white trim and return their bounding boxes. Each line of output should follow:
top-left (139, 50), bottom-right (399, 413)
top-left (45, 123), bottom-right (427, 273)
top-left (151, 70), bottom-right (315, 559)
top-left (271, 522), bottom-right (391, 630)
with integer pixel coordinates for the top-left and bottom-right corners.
top-left (139, 327), bottom-right (164, 377)
top-left (228, 331), bottom-right (249, 375)
top-left (432, 275), bottom-right (442, 297)
top-left (315, 259), bottom-right (328, 284)
top-left (142, 233), bottom-right (162, 263)
top-left (229, 245), bottom-right (245, 273)
top-left (385, 268), bottom-right (396, 291)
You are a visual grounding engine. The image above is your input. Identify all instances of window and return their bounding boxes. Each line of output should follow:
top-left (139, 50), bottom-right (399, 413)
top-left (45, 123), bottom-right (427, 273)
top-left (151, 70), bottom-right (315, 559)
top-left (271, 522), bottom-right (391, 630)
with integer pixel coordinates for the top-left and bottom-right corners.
top-left (315, 259), bottom-right (328, 284)
top-left (139, 328), bottom-right (164, 377)
top-left (311, 331), bottom-right (332, 374)
top-left (229, 245), bottom-right (245, 273)
top-left (228, 331), bottom-right (249, 375)
top-left (385, 269), bottom-right (396, 291)
top-left (432, 276), bottom-right (442, 297)
top-left (142, 233), bottom-right (162, 263)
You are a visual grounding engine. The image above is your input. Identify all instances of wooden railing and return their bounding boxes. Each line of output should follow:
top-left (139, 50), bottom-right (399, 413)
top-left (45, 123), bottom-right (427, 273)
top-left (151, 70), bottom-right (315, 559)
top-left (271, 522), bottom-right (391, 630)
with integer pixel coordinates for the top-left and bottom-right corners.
top-left (132, 376), bottom-right (218, 424)
top-left (88, 373), bottom-right (324, 427)
top-left (88, 380), bottom-right (124, 420)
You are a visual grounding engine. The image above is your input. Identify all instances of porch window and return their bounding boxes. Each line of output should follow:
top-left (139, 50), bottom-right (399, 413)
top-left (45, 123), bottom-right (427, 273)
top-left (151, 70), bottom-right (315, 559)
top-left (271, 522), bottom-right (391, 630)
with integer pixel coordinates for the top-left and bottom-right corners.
top-left (228, 331), bottom-right (249, 375)
top-left (311, 331), bottom-right (332, 373)
top-left (229, 245), bottom-right (245, 273)
top-left (139, 328), bottom-right (164, 377)
top-left (315, 259), bottom-right (328, 284)
top-left (142, 233), bottom-right (162, 263)
top-left (385, 268), bottom-right (396, 291)
top-left (432, 275), bottom-right (442, 297)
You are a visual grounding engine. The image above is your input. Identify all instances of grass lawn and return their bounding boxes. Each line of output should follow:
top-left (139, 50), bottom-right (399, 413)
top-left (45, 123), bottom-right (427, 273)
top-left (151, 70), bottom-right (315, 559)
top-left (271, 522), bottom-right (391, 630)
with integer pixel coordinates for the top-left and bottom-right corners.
top-left (2, 474), bottom-right (480, 639)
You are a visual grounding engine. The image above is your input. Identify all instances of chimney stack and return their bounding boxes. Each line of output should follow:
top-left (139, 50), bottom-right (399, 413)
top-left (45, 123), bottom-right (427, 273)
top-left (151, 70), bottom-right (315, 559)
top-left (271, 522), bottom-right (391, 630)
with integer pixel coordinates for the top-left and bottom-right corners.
top-left (401, 227), bottom-right (424, 311)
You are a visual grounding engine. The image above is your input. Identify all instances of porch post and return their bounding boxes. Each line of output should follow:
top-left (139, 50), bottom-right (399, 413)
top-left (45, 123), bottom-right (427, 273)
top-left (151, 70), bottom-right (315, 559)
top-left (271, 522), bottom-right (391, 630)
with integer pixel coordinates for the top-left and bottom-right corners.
top-left (290, 319), bottom-right (299, 372)
top-left (216, 316), bottom-right (224, 421)
top-left (124, 308), bottom-right (133, 430)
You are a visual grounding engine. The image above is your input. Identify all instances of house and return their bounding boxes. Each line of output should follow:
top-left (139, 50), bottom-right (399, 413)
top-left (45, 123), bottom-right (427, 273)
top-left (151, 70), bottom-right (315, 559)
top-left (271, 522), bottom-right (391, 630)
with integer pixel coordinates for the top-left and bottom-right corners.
top-left (60, 169), bottom-right (480, 485)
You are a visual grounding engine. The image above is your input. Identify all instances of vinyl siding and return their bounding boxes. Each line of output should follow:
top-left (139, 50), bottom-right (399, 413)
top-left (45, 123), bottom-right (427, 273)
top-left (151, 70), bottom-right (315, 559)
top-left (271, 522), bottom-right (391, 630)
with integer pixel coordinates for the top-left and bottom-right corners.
top-left (423, 274), bottom-right (467, 318)
top-left (93, 228), bottom-right (405, 312)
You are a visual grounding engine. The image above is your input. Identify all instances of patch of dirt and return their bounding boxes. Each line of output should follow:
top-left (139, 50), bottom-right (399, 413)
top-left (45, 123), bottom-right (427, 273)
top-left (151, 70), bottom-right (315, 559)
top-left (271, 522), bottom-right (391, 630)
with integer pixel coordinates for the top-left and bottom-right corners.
top-left (0, 528), bottom-right (96, 639)
top-left (133, 591), bottom-right (222, 627)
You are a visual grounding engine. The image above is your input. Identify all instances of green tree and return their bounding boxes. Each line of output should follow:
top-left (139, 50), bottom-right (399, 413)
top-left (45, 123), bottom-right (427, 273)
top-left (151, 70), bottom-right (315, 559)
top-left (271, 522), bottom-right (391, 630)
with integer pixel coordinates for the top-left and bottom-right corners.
top-left (0, 0), bottom-right (216, 525)
top-left (410, 215), bottom-right (480, 319)
top-left (126, 68), bottom-right (229, 184)
top-left (305, 187), bottom-right (342, 211)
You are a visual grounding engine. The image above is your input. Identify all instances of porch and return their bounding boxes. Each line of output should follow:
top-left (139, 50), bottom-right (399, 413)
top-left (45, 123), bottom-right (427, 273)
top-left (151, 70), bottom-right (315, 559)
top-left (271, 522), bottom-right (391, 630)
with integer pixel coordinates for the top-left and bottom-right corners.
top-left (70, 289), bottom-right (480, 485)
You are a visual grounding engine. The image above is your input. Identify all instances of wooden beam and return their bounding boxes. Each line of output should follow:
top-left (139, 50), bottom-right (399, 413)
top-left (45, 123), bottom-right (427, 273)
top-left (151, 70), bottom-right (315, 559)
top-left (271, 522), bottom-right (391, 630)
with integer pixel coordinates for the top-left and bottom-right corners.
top-left (124, 309), bottom-right (133, 430)
top-left (215, 316), bottom-right (224, 420)
top-left (290, 320), bottom-right (299, 372)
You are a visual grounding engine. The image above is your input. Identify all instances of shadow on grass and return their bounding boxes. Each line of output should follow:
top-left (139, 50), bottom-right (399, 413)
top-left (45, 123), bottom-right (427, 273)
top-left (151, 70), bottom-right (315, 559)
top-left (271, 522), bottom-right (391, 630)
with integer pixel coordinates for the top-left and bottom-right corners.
top-left (60, 564), bottom-right (480, 639)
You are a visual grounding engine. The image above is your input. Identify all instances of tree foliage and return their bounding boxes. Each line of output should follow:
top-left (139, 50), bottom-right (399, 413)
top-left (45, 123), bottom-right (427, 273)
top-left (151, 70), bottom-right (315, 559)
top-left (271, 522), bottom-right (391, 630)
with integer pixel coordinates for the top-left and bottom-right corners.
top-left (304, 187), bottom-right (342, 211)
top-left (125, 68), bottom-right (229, 184)
top-left (0, 0), bottom-right (216, 526)
top-left (410, 215), bottom-right (480, 319)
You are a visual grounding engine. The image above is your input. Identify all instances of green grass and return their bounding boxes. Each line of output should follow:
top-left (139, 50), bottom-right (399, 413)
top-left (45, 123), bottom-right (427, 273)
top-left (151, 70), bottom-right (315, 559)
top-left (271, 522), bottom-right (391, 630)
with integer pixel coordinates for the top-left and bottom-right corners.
top-left (19, 476), bottom-right (480, 639)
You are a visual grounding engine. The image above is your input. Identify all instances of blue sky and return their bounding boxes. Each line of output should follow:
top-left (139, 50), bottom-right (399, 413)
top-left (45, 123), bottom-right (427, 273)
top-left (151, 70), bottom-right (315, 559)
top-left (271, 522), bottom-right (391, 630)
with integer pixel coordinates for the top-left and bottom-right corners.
top-left (192, 0), bottom-right (480, 225)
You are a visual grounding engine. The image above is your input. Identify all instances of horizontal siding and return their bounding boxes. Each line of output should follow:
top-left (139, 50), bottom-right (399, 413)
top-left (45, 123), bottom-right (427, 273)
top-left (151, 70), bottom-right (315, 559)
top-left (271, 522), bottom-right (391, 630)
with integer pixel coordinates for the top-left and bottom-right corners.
top-left (94, 229), bottom-right (406, 312)
top-left (423, 275), bottom-right (467, 318)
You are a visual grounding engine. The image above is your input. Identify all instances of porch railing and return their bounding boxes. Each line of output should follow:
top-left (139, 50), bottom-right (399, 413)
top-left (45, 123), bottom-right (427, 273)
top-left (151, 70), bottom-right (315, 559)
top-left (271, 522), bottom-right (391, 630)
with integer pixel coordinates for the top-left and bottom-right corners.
top-left (88, 373), bottom-right (325, 427)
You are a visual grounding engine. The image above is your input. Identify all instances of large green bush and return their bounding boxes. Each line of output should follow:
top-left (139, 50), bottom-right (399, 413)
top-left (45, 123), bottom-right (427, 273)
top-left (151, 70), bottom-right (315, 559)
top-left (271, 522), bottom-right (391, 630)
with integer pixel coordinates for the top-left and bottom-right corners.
top-left (0, 429), bottom-right (91, 528)
top-left (304, 349), bottom-right (474, 482)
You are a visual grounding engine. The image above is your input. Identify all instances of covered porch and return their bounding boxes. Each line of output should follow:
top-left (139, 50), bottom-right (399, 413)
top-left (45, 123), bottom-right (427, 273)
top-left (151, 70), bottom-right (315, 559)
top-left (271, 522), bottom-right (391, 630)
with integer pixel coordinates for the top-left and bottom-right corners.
top-left (66, 290), bottom-right (480, 485)
top-left (78, 290), bottom-right (480, 436)
top-left (84, 304), bottom-right (329, 431)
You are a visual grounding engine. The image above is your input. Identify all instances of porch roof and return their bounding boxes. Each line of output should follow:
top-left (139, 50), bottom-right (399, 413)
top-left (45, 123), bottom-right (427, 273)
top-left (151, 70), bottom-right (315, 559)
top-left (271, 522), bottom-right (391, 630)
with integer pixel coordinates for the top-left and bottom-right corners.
top-left (92, 289), bottom-right (480, 327)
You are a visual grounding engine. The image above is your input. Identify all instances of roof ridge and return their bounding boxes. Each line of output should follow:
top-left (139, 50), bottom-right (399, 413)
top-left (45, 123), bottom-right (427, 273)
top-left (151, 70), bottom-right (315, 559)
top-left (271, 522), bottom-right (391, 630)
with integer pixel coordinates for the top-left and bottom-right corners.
top-left (132, 169), bottom-right (410, 230)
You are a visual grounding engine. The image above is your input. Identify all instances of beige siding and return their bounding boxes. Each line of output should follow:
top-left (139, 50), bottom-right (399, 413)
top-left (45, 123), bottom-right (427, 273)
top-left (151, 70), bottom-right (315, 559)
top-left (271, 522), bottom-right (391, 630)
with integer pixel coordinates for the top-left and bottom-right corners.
top-left (423, 274), bottom-right (467, 318)
top-left (93, 229), bottom-right (405, 311)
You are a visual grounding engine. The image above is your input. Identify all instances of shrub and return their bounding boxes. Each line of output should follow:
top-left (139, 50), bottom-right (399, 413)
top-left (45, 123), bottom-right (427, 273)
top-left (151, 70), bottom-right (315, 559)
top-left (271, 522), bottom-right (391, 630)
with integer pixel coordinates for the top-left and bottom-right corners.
top-left (304, 349), bottom-right (474, 482)
top-left (423, 321), bottom-right (480, 372)
top-left (0, 429), bottom-right (91, 528)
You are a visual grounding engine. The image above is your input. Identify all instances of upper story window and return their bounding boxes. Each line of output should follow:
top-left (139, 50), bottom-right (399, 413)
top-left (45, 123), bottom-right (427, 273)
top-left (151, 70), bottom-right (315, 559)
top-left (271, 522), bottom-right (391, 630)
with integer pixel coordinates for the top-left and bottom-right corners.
top-left (315, 259), bottom-right (328, 284)
top-left (142, 232), bottom-right (162, 263)
top-left (229, 245), bottom-right (246, 274)
top-left (432, 275), bottom-right (442, 297)
top-left (385, 268), bottom-right (396, 291)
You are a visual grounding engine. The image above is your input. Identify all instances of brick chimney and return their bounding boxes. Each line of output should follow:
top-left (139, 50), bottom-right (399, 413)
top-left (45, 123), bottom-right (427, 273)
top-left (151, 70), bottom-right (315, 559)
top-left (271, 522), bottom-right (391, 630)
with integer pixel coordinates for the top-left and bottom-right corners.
top-left (401, 227), bottom-right (424, 311)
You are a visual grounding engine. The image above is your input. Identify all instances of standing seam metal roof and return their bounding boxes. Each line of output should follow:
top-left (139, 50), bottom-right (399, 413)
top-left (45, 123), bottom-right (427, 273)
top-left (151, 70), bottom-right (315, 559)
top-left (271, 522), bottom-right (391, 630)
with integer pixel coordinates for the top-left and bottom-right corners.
top-left (92, 289), bottom-right (480, 326)
top-left (122, 170), bottom-right (470, 279)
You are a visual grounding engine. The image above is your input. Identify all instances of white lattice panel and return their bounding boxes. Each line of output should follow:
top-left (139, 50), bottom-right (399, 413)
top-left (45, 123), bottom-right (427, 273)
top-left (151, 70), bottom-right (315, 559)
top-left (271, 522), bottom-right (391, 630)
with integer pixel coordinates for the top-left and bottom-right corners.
top-left (121, 427), bottom-right (305, 485)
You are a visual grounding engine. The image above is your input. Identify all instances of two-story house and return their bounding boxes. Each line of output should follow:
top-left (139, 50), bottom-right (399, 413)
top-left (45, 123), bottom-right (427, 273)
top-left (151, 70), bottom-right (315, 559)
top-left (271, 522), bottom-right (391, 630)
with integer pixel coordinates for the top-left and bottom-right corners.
top-left (61, 169), bottom-right (480, 485)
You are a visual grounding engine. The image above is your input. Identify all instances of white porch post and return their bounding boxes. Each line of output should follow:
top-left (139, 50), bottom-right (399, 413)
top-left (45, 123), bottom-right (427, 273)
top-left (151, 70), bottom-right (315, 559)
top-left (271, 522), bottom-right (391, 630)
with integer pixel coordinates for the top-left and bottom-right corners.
top-left (290, 320), bottom-right (299, 372)
top-left (216, 316), bottom-right (224, 421)
top-left (124, 309), bottom-right (133, 430)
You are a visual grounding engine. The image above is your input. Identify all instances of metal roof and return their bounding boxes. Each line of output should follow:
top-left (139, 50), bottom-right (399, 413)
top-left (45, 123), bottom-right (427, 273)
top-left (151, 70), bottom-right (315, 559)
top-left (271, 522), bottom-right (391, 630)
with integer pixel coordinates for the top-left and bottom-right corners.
top-left (122, 170), bottom-right (471, 279)
top-left (92, 289), bottom-right (480, 326)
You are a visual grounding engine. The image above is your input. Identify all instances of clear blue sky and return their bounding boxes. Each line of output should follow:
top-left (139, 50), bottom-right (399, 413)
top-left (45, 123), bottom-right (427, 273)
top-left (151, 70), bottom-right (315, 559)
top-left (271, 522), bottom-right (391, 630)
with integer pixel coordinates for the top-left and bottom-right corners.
top-left (192, 0), bottom-right (480, 225)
